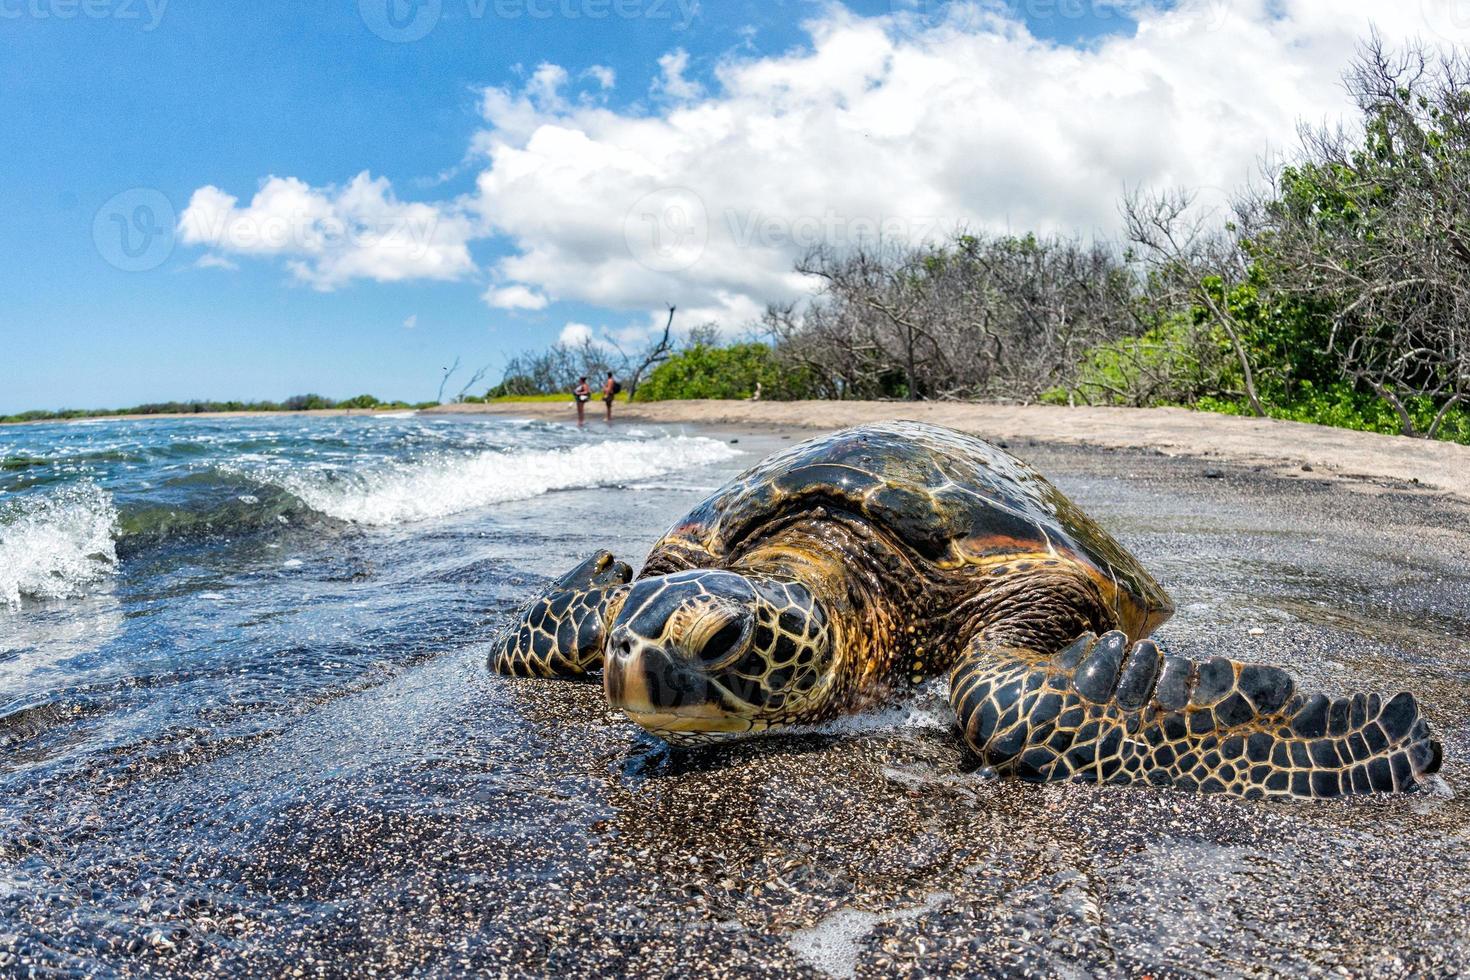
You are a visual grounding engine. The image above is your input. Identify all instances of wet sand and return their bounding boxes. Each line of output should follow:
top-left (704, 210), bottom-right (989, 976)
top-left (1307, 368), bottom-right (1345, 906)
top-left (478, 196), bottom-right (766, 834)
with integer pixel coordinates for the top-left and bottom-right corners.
top-left (5, 423), bottom-right (1469, 976)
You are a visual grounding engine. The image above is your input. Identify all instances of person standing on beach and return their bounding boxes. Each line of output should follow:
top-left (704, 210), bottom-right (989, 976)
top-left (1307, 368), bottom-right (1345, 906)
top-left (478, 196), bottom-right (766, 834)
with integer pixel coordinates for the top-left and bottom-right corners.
top-left (602, 371), bottom-right (619, 423)
top-left (573, 376), bottom-right (592, 427)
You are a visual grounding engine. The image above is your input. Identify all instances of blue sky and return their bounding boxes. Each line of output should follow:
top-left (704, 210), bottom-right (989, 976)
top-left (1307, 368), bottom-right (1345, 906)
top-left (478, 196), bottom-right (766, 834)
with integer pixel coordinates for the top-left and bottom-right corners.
top-left (0, 1), bottom-right (1436, 412)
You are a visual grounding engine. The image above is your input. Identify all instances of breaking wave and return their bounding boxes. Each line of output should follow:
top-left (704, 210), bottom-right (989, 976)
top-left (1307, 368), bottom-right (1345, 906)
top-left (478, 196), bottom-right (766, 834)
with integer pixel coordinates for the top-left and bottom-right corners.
top-left (257, 436), bottom-right (740, 526)
top-left (0, 483), bottom-right (120, 611)
top-left (0, 429), bottom-right (741, 611)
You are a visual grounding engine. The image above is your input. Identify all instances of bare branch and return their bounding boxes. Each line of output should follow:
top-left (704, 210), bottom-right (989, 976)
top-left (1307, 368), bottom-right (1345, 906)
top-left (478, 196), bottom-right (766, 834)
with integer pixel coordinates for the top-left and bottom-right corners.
top-left (436, 356), bottom-right (461, 405)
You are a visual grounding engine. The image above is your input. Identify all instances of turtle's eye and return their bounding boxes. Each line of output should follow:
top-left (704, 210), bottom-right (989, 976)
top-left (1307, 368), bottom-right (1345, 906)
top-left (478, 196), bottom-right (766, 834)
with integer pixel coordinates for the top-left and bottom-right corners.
top-left (685, 608), bottom-right (753, 667)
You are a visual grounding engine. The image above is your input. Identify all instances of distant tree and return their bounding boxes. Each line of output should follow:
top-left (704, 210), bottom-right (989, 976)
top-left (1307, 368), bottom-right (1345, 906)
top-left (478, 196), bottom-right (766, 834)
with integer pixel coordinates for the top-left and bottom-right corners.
top-left (614, 305), bottom-right (677, 401)
top-left (768, 234), bottom-right (1138, 402)
top-left (1122, 188), bottom-right (1268, 416)
top-left (1246, 34), bottom-right (1470, 438)
top-left (338, 394), bottom-right (382, 409)
top-left (454, 363), bottom-right (495, 403)
top-left (436, 357), bottom-right (461, 405)
top-left (283, 394), bottom-right (336, 411)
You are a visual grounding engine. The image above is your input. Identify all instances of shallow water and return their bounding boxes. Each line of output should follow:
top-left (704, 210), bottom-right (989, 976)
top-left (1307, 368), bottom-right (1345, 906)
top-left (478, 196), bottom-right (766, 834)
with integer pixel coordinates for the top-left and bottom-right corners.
top-left (2, 418), bottom-right (1469, 976)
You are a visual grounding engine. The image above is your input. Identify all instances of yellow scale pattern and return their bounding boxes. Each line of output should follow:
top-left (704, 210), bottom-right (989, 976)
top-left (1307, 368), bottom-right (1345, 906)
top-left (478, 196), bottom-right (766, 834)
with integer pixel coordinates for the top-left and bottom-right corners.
top-left (950, 631), bottom-right (1441, 799)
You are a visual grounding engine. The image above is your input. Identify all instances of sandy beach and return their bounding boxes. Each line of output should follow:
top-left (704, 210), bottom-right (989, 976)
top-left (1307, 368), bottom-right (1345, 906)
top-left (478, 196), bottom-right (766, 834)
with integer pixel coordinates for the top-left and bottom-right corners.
top-left (6, 410), bottom-right (1470, 975)
top-left (427, 399), bottom-right (1470, 502)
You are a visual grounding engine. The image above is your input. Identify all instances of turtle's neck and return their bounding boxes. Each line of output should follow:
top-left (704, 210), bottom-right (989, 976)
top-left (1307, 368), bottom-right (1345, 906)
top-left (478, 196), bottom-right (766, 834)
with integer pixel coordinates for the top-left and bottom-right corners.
top-left (726, 511), bottom-right (924, 695)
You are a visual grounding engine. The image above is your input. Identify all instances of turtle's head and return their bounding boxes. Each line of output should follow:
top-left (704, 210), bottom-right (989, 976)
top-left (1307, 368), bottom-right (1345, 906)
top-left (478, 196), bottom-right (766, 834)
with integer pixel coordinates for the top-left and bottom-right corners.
top-left (603, 570), bottom-right (832, 744)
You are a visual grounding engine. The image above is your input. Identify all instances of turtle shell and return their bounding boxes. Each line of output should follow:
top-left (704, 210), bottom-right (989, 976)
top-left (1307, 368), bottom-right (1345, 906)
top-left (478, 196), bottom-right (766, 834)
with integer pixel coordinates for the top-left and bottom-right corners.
top-left (645, 421), bottom-right (1171, 628)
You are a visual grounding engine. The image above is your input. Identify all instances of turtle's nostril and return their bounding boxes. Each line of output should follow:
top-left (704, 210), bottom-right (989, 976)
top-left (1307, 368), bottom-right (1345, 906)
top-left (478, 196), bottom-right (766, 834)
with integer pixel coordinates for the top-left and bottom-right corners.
top-left (639, 647), bottom-right (711, 710)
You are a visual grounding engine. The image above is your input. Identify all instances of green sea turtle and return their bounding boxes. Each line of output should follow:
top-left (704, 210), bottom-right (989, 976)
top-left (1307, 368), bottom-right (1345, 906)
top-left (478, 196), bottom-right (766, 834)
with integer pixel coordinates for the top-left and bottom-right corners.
top-left (490, 421), bottom-right (1442, 798)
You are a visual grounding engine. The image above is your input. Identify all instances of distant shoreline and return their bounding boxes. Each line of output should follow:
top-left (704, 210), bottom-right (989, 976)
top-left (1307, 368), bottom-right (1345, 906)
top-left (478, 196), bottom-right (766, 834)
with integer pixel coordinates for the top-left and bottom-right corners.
top-left (7, 399), bottom-right (1466, 503)
top-left (0, 407), bottom-right (416, 427)
top-left (427, 398), bottom-right (1470, 502)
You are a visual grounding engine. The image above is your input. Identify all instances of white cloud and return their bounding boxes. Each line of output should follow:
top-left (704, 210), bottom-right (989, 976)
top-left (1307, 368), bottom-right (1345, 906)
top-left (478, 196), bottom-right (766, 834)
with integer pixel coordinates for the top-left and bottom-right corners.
top-left (177, 172), bottom-right (476, 291)
top-left (194, 253), bottom-right (238, 271)
top-left (483, 284), bottom-right (550, 310)
top-left (558, 322), bottom-right (597, 347)
top-left (403, 314), bottom-right (418, 329)
top-left (586, 65), bottom-right (616, 90)
top-left (180, 2), bottom-right (1468, 326)
top-left (464, 2), bottom-right (1462, 327)
top-left (652, 49), bottom-right (703, 101)
top-left (527, 62), bottom-right (570, 109)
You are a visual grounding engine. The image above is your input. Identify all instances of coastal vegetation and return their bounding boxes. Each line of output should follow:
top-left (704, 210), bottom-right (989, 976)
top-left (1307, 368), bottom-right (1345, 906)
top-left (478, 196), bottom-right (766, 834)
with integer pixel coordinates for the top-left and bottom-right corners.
top-left (491, 37), bottom-right (1470, 445)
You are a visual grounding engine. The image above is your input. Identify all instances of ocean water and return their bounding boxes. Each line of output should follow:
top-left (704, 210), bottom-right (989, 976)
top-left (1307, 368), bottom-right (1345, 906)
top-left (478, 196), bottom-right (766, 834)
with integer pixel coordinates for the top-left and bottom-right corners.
top-left (0, 413), bottom-right (746, 973)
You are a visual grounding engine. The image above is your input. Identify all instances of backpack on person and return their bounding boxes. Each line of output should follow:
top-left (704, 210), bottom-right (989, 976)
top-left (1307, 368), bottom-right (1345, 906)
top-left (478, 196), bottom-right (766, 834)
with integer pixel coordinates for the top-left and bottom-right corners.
top-left (611, 380), bottom-right (623, 396)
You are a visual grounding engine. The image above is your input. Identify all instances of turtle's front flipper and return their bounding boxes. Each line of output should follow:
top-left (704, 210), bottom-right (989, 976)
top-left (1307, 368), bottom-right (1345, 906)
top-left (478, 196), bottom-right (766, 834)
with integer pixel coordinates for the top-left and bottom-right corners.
top-left (490, 551), bottom-right (632, 678)
top-left (950, 630), bottom-right (1443, 798)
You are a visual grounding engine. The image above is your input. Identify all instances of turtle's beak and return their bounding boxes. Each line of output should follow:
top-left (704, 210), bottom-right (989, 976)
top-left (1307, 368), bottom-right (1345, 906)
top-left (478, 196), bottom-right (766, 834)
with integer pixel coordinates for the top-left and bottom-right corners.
top-left (604, 625), bottom-right (710, 711)
top-left (604, 627), bottom-right (747, 739)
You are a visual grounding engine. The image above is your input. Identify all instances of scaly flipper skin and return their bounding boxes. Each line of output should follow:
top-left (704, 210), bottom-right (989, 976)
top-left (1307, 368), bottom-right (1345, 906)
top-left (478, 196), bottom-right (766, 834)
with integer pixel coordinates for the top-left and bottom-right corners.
top-left (950, 630), bottom-right (1443, 799)
top-left (490, 551), bottom-right (631, 678)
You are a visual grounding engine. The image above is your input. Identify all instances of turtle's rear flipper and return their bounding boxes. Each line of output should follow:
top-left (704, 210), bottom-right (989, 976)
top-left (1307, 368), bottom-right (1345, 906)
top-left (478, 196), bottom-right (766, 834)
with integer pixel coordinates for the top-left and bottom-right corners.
top-left (950, 630), bottom-right (1442, 799)
top-left (490, 551), bottom-right (632, 678)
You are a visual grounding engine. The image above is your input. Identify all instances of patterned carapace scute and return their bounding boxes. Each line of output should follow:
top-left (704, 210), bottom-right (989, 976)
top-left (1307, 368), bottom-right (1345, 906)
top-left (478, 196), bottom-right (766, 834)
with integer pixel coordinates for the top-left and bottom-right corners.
top-left (648, 420), bottom-right (1168, 615)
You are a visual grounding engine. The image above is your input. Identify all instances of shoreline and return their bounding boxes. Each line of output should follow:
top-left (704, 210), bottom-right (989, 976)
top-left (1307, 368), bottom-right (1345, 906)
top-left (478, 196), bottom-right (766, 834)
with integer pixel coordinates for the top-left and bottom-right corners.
top-left (7, 399), bottom-right (1466, 501)
top-left (426, 399), bottom-right (1470, 501)
top-left (1, 407), bottom-right (415, 426)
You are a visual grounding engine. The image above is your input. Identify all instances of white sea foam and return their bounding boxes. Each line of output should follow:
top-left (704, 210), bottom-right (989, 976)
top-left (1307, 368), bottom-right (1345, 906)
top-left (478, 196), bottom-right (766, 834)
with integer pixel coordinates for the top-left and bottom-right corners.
top-left (0, 483), bottom-right (120, 611)
top-left (788, 891), bottom-right (951, 978)
top-left (796, 678), bottom-right (953, 739)
top-left (269, 436), bottom-right (741, 526)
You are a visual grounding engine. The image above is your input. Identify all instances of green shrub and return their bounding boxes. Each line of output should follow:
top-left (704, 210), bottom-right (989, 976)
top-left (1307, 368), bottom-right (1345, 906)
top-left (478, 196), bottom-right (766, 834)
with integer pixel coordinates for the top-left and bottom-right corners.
top-left (637, 343), bottom-right (814, 401)
top-left (1044, 316), bottom-right (1235, 408)
top-left (1198, 382), bottom-right (1470, 444)
top-left (283, 394), bottom-right (335, 411)
top-left (338, 394), bottom-right (382, 409)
